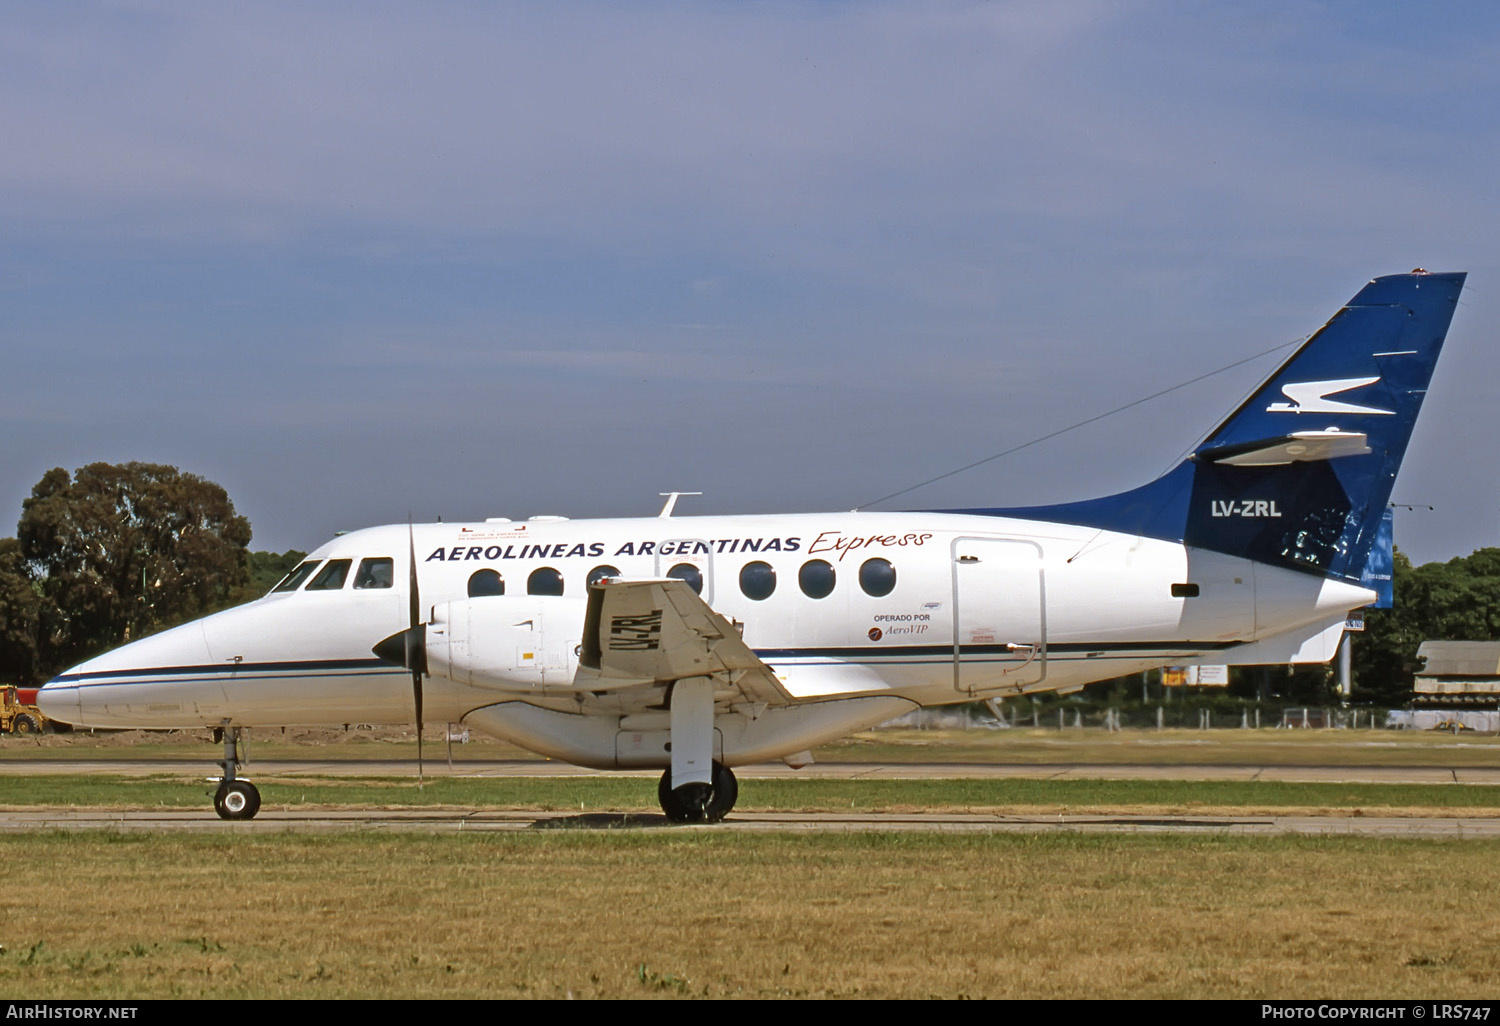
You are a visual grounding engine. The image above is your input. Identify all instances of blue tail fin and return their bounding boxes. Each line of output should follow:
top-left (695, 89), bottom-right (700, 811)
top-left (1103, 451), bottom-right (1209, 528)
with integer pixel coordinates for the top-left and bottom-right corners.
top-left (959, 270), bottom-right (1466, 580)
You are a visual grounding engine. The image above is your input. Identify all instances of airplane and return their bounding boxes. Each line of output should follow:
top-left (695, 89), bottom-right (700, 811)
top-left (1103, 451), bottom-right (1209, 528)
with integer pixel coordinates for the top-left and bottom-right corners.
top-left (37, 269), bottom-right (1466, 822)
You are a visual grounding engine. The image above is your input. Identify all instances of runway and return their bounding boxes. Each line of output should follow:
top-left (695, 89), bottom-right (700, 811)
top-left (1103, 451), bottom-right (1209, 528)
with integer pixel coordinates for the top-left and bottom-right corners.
top-left (1, 755), bottom-right (1498, 837)
top-left (0, 806), bottom-right (1496, 838)
top-left (2, 756), bottom-right (1500, 780)
top-left (4, 756), bottom-right (1500, 784)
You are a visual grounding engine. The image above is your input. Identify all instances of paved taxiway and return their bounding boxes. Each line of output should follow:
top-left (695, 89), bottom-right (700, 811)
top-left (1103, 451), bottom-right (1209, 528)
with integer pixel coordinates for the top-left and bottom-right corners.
top-left (2, 757), bottom-right (1498, 837)
top-left (0, 807), bottom-right (1495, 838)
top-left (3, 756), bottom-right (1500, 784)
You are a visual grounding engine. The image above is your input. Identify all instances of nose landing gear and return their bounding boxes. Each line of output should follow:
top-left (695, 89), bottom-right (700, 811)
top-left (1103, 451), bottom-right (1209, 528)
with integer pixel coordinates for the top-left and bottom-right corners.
top-left (214, 779), bottom-right (261, 820)
top-left (211, 724), bottom-right (261, 821)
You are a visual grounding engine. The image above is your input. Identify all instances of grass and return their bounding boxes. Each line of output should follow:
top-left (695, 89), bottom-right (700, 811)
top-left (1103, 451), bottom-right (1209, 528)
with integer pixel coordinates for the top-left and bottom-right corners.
top-left (3, 831), bottom-right (1499, 999)
top-left (4, 774), bottom-right (1500, 816)
top-left (10, 724), bottom-right (1500, 766)
top-left (823, 727), bottom-right (1500, 766)
top-left (7, 726), bottom-right (1500, 998)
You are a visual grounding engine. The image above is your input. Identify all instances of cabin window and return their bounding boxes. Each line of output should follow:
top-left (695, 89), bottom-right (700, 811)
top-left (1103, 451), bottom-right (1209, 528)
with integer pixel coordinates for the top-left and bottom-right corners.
top-left (306, 559), bottom-right (352, 591)
top-left (272, 560), bottom-right (321, 593)
top-left (739, 561), bottom-right (776, 601)
top-left (859, 558), bottom-right (897, 597)
top-left (667, 563), bottom-right (703, 595)
top-left (468, 569), bottom-right (505, 597)
top-left (528, 567), bottom-right (564, 596)
top-left (355, 557), bottom-right (394, 590)
top-left (1171, 583), bottom-right (1200, 598)
top-left (799, 559), bottom-right (836, 599)
top-left (587, 565), bottom-right (621, 586)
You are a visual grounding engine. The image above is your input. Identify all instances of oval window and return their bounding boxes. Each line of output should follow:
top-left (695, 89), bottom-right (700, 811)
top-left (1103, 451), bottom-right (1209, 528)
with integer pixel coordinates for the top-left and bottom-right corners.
top-left (739, 561), bottom-right (776, 601)
top-left (587, 565), bottom-right (621, 586)
top-left (859, 558), bottom-right (896, 597)
top-left (467, 569), bottom-right (504, 597)
top-left (527, 567), bottom-right (564, 596)
top-left (666, 562), bottom-right (703, 595)
top-left (799, 559), bottom-right (836, 599)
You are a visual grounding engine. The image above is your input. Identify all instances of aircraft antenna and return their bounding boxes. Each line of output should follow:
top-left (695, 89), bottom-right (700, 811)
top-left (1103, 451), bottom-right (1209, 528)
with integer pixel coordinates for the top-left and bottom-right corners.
top-left (658, 492), bottom-right (702, 518)
top-left (855, 337), bottom-right (1301, 510)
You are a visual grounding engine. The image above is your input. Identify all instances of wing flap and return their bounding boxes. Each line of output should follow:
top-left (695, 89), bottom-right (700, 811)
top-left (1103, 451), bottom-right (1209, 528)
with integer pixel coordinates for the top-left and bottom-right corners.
top-left (578, 578), bottom-right (792, 705)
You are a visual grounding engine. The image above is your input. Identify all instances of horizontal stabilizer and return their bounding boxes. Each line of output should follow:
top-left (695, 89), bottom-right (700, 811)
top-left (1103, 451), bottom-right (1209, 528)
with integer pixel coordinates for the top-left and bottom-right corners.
top-left (1197, 429), bottom-right (1370, 467)
top-left (958, 270), bottom-right (1465, 580)
top-left (1219, 615), bottom-right (1351, 665)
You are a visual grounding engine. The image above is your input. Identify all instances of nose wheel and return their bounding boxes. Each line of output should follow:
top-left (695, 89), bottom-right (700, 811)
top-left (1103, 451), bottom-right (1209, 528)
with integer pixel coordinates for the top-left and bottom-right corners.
top-left (658, 761), bottom-right (738, 823)
top-left (210, 724), bottom-right (261, 820)
top-left (214, 780), bottom-right (261, 820)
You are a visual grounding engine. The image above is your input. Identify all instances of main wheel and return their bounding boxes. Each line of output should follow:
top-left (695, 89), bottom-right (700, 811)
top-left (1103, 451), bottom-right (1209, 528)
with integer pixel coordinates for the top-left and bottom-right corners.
top-left (213, 780), bottom-right (261, 820)
top-left (658, 761), bottom-right (738, 823)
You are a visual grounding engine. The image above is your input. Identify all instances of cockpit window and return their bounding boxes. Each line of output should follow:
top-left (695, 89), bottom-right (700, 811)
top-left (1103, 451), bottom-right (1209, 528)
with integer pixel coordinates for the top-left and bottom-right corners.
top-left (306, 559), bottom-right (353, 591)
top-left (272, 560), bottom-right (322, 593)
top-left (355, 557), bottom-right (395, 590)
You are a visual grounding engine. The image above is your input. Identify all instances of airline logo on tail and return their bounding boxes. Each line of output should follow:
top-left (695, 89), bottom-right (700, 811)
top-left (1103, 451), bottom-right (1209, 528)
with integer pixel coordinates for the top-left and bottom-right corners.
top-left (1267, 377), bottom-right (1394, 416)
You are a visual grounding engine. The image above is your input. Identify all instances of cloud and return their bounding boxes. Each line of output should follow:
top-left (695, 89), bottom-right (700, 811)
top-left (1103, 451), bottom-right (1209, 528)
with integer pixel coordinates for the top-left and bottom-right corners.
top-left (3, 1), bottom-right (1499, 559)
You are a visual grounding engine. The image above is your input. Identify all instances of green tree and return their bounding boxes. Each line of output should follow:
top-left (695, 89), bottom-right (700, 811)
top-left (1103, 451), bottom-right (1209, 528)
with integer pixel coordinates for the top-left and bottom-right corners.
top-left (17, 462), bottom-right (253, 678)
top-left (238, 549), bottom-right (307, 603)
top-left (0, 537), bottom-right (42, 683)
top-left (1354, 547), bottom-right (1500, 704)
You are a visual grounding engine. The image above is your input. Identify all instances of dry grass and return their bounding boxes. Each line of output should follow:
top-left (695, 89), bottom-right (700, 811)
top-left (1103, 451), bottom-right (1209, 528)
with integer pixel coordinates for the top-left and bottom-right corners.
top-left (827, 727), bottom-right (1500, 766)
top-left (9, 724), bottom-right (1500, 768)
top-left (3, 831), bottom-right (1499, 999)
top-left (5, 774), bottom-right (1500, 817)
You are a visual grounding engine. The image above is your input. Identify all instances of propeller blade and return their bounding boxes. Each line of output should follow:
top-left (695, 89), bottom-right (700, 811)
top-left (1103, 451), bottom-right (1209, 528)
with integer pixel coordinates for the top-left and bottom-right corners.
top-left (408, 522), bottom-right (424, 786)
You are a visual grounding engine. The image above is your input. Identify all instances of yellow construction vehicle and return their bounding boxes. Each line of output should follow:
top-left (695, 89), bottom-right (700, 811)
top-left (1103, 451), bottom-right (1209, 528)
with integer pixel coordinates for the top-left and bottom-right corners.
top-left (1, 685), bottom-right (48, 735)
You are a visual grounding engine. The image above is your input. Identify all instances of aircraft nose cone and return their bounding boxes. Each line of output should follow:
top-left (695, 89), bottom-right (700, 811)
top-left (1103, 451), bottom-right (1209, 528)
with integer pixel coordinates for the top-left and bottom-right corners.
top-left (36, 680), bottom-right (81, 727)
top-left (34, 619), bottom-right (216, 729)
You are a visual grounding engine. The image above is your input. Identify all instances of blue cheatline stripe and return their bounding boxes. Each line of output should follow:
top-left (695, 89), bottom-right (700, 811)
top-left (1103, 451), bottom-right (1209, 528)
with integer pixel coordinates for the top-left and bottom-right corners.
top-left (47, 657), bottom-right (395, 685)
top-left (47, 640), bottom-right (1241, 688)
top-left (752, 640), bottom-right (1239, 660)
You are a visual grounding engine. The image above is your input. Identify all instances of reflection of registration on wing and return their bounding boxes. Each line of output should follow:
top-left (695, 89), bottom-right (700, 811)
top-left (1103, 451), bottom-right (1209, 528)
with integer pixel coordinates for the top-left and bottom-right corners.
top-left (39, 271), bottom-right (1466, 823)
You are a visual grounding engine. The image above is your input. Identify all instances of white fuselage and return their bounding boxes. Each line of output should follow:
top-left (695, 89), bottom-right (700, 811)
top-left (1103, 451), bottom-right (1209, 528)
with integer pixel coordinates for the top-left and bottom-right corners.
top-left (39, 510), bottom-right (1371, 768)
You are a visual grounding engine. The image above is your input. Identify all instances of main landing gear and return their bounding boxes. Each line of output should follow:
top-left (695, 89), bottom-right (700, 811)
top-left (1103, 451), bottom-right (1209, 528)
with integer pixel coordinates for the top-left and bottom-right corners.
top-left (211, 724), bottom-right (261, 820)
top-left (658, 760), bottom-right (738, 823)
top-left (654, 675), bottom-right (739, 823)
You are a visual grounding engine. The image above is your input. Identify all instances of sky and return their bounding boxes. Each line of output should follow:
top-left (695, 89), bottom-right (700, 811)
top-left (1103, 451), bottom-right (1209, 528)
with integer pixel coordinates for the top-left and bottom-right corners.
top-left (3, 1), bottom-right (1498, 565)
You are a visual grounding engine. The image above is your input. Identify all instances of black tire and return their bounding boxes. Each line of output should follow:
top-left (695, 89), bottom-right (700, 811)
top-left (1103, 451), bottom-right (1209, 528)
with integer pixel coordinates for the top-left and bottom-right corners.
top-left (11, 714), bottom-right (39, 736)
top-left (705, 762), bottom-right (738, 822)
top-left (213, 781), bottom-right (261, 820)
top-left (657, 761), bottom-right (737, 823)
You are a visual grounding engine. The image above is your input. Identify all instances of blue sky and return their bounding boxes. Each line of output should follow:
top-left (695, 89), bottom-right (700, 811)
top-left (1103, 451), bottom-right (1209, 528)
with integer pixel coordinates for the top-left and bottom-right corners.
top-left (3, 1), bottom-right (1498, 564)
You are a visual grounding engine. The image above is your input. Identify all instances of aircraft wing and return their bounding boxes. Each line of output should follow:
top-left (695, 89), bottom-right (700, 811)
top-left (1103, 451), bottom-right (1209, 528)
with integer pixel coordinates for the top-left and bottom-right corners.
top-left (576, 578), bottom-right (792, 705)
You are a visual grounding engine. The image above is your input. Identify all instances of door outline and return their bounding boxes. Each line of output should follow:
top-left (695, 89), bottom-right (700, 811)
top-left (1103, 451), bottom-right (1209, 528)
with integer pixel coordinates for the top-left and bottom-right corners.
top-left (950, 536), bottom-right (1046, 695)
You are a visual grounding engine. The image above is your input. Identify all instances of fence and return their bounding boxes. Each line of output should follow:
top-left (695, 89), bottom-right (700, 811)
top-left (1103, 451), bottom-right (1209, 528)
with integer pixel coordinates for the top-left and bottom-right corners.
top-left (881, 701), bottom-right (1409, 731)
top-left (1385, 709), bottom-right (1500, 732)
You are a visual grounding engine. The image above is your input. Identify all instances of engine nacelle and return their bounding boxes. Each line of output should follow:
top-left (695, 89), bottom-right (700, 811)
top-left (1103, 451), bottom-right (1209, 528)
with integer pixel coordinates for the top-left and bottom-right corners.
top-left (426, 596), bottom-right (586, 690)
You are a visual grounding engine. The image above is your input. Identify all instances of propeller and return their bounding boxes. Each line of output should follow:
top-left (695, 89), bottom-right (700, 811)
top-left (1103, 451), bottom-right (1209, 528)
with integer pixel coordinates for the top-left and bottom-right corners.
top-left (372, 523), bottom-right (428, 785)
top-left (407, 523), bottom-right (425, 784)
